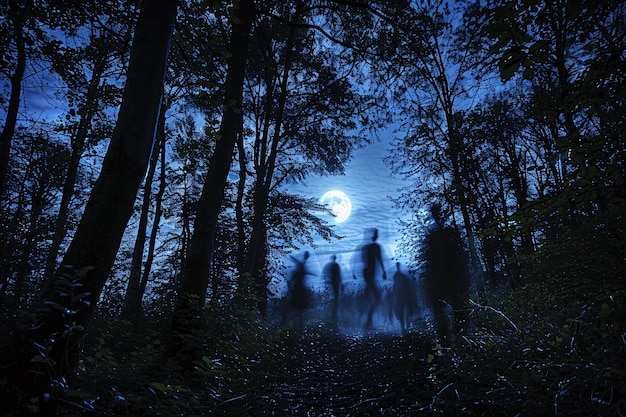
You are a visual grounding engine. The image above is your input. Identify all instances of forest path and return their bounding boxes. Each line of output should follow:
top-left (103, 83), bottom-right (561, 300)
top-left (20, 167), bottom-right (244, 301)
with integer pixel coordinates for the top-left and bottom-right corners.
top-left (242, 328), bottom-right (439, 416)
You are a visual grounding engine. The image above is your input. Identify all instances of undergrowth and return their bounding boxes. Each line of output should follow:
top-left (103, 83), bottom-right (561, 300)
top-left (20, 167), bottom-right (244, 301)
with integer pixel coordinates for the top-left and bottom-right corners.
top-left (6, 211), bottom-right (624, 416)
top-left (59, 279), bottom-right (626, 417)
top-left (423, 283), bottom-right (626, 416)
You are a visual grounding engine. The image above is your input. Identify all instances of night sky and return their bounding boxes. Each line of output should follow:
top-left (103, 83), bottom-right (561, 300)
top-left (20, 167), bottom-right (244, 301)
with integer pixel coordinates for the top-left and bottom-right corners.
top-left (280, 136), bottom-right (411, 293)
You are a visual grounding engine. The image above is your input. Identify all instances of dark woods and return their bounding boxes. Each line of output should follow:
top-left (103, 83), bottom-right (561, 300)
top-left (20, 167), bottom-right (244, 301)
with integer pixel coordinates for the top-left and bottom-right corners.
top-left (0, 0), bottom-right (625, 416)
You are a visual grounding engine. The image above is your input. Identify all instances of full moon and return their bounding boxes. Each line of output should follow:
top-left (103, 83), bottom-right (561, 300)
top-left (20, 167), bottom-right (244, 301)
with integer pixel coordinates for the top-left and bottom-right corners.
top-left (320, 190), bottom-right (352, 223)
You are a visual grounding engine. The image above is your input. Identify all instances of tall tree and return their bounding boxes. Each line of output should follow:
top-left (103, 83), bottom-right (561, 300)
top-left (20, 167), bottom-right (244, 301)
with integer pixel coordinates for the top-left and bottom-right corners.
top-left (43, 2), bottom-right (134, 282)
top-left (165, 112), bottom-right (215, 288)
top-left (0, 0), bottom-right (30, 198)
top-left (241, 0), bottom-right (378, 314)
top-left (455, 96), bottom-right (535, 288)
top-left (390, 0), bottom-right (490, 293)
top-left (168, 0), bottom-right (255, 363)
top-left (0, 0), bottom-right (178, 412)
top-left (121, 97), bottom-right (168, 321)
top-left (483, 0), bottom-right (626, 215)
top-left (0, 130), bottom-right (68, 306)
top-left (242, 2), bottom-right (303, 315)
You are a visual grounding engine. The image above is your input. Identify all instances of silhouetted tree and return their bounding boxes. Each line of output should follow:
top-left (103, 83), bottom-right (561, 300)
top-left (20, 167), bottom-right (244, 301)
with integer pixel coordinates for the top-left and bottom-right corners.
top-left (0, 0), bottom-right (177, 412)
top-left (388, 0), bottom-right (489, 294)
top-left (241, 0), bottom-right (372, 315)
top-left (168, 0), bottom-right (255, 365)
top-left (0, 0), bottom-right (30, 198)
top-left (121, 97), bottom-right (168, 321)
top-left (43, 2), bottom-right (133, 282)
top-left (0, 131), bottom-right (68, 306)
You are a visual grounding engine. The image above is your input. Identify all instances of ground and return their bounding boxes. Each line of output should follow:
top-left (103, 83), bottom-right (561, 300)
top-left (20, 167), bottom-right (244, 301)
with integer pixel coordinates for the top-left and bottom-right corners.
top-left (218, 329), bottom-right (439, 416)
top-left (74, 297), bottom-right (625, 417)
top-left (231, 296), bottom-right (474, 416)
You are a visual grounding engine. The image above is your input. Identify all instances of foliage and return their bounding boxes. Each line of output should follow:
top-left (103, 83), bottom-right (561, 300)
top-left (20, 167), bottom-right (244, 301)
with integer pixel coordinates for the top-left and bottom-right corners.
top-left (427, 275), bottom-right (626, 415)
top-left (421, 200), bottom-right (626, 415)
top-left (41, 301), bottom-right (305, 417)
top-left (0, 129), bottom-right (70, 297)
top-left (4, 255), bottom-right (624, 416)
top-left (0, 266), bottom-right (93, 415)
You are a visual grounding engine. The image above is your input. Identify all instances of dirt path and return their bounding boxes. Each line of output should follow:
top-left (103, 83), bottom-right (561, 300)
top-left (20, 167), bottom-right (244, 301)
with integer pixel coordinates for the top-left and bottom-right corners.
top-left (239, 330), bottom-right (439, 416)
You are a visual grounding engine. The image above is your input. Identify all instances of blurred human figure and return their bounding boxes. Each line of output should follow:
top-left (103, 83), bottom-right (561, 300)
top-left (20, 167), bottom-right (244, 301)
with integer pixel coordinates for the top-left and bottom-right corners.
top-left (392, 262), bottom-right (418, 332)
top-left (422, 203), bottom-right (471, 345)
top-left (323, 254), bottom-right (342, 324)
top-left (283, 251), bottom-right (311, 328)
top-left (353, 228), bottom-right (387, 329)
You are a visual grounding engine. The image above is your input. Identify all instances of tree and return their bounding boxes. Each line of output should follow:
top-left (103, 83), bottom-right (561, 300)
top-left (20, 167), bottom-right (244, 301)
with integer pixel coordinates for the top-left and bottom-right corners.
top-left (0, 0), bottom-right (30, 198)
top-left (241, 0), bottom-right (367, 314)
top-left (168, 0), bottom-right (255, 364)
top-left (43, 2), bottom-right (134, 282)
top-left (1, 2), bottom-right (133, 296)
top-left (389, 0), bottom-right (490, 294)
top-left (121, 97), bottom-right (168, 322)
top-left (480, 0), bottom-right (626, 280)
top-left (0, 0), bottom-right (178, 412)
top-left (455, 95), bottom-right (535, 288)
top-left (0, 130), bottom-right (68, 306)
top-left (483, 0), bottom-right (626, 212)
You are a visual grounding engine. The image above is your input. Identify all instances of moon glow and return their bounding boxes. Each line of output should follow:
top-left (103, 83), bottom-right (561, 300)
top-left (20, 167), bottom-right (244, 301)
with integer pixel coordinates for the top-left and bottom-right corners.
top-left (320, 190), bottom-right (352, 223)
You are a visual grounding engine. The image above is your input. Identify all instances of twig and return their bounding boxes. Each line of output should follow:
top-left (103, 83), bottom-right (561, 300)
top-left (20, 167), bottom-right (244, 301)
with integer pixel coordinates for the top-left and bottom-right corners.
top-left (212, 394), bottom-right (247, 410)
top-left (430, 382), bottom-right (454, 409)
top-left (469, 299), bottom-right (522, 334)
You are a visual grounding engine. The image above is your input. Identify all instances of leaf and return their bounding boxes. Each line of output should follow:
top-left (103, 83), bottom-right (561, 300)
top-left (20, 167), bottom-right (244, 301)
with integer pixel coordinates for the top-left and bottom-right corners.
top-left (522, 65), bottom-right (534, 80)
top-left (149, 382), bottom-right (168, 393)
top-left (499, 51), bottom-right (522, 80)
top-left (599, 303), bottom-right (611, 318)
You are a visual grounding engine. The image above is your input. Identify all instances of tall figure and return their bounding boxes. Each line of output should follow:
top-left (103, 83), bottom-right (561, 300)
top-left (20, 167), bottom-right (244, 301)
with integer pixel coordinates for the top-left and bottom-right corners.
top-left (422, 203), bottom-right (471, 345)
top-left (323, 254), bottom-right (342, 324)
top-left (353, 228), bottom-right (387, 329)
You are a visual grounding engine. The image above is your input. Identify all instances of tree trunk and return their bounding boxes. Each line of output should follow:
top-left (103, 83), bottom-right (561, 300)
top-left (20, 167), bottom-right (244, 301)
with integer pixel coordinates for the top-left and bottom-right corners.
top-left (0, 2), bottom-right (30, 300)
top-left (0, 0), bottom-right (177, 412)
top-left (43, 63), bottom-right (106, 282)
top-left (136, 129), bottom-right (167, 320)
top-left (12, 179), bottom-right (45, 304)
top-left (246, 188), bottom-right (270, 312)
top-left (0, 0), bottom-right (29, 198)
top-left (244, 5), bottom-right (300, 314)
top-left (168, 0), bottom-right (254, 364)
top-left (235, 129), bottom-right (247, 273)
top-left (448, 125), bottom-right (486, 296)
top-left (122, 98), bottom-right (167, 320)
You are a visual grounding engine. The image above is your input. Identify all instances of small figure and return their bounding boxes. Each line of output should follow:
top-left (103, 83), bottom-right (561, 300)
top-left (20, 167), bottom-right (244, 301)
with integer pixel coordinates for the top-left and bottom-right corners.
top-left (323, 254), bottom-right (342, 323)
top-left (422, 203), bottom-right (471, 345)
top-left (392, 262), bottom-right (417, 332)
top-left (283, 251), bottom-right (311, 328)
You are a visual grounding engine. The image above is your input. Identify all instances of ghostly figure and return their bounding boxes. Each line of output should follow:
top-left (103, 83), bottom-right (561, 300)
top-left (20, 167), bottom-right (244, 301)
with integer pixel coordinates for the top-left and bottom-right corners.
top-left (282, 251), bottom-right (311, 328)
top-left (352, 228), bottom-right (387, 329)
top-left (422, 204), bottom-right (470, 345)
top-left (392, 262), bottom-right (418, 332)
top-left (323, 254), bottom-right (342, 323)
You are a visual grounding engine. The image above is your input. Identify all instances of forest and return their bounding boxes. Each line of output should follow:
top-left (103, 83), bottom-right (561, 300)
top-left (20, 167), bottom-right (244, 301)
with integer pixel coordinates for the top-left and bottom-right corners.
top-left (0, 0), bottom-right (624, 415)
